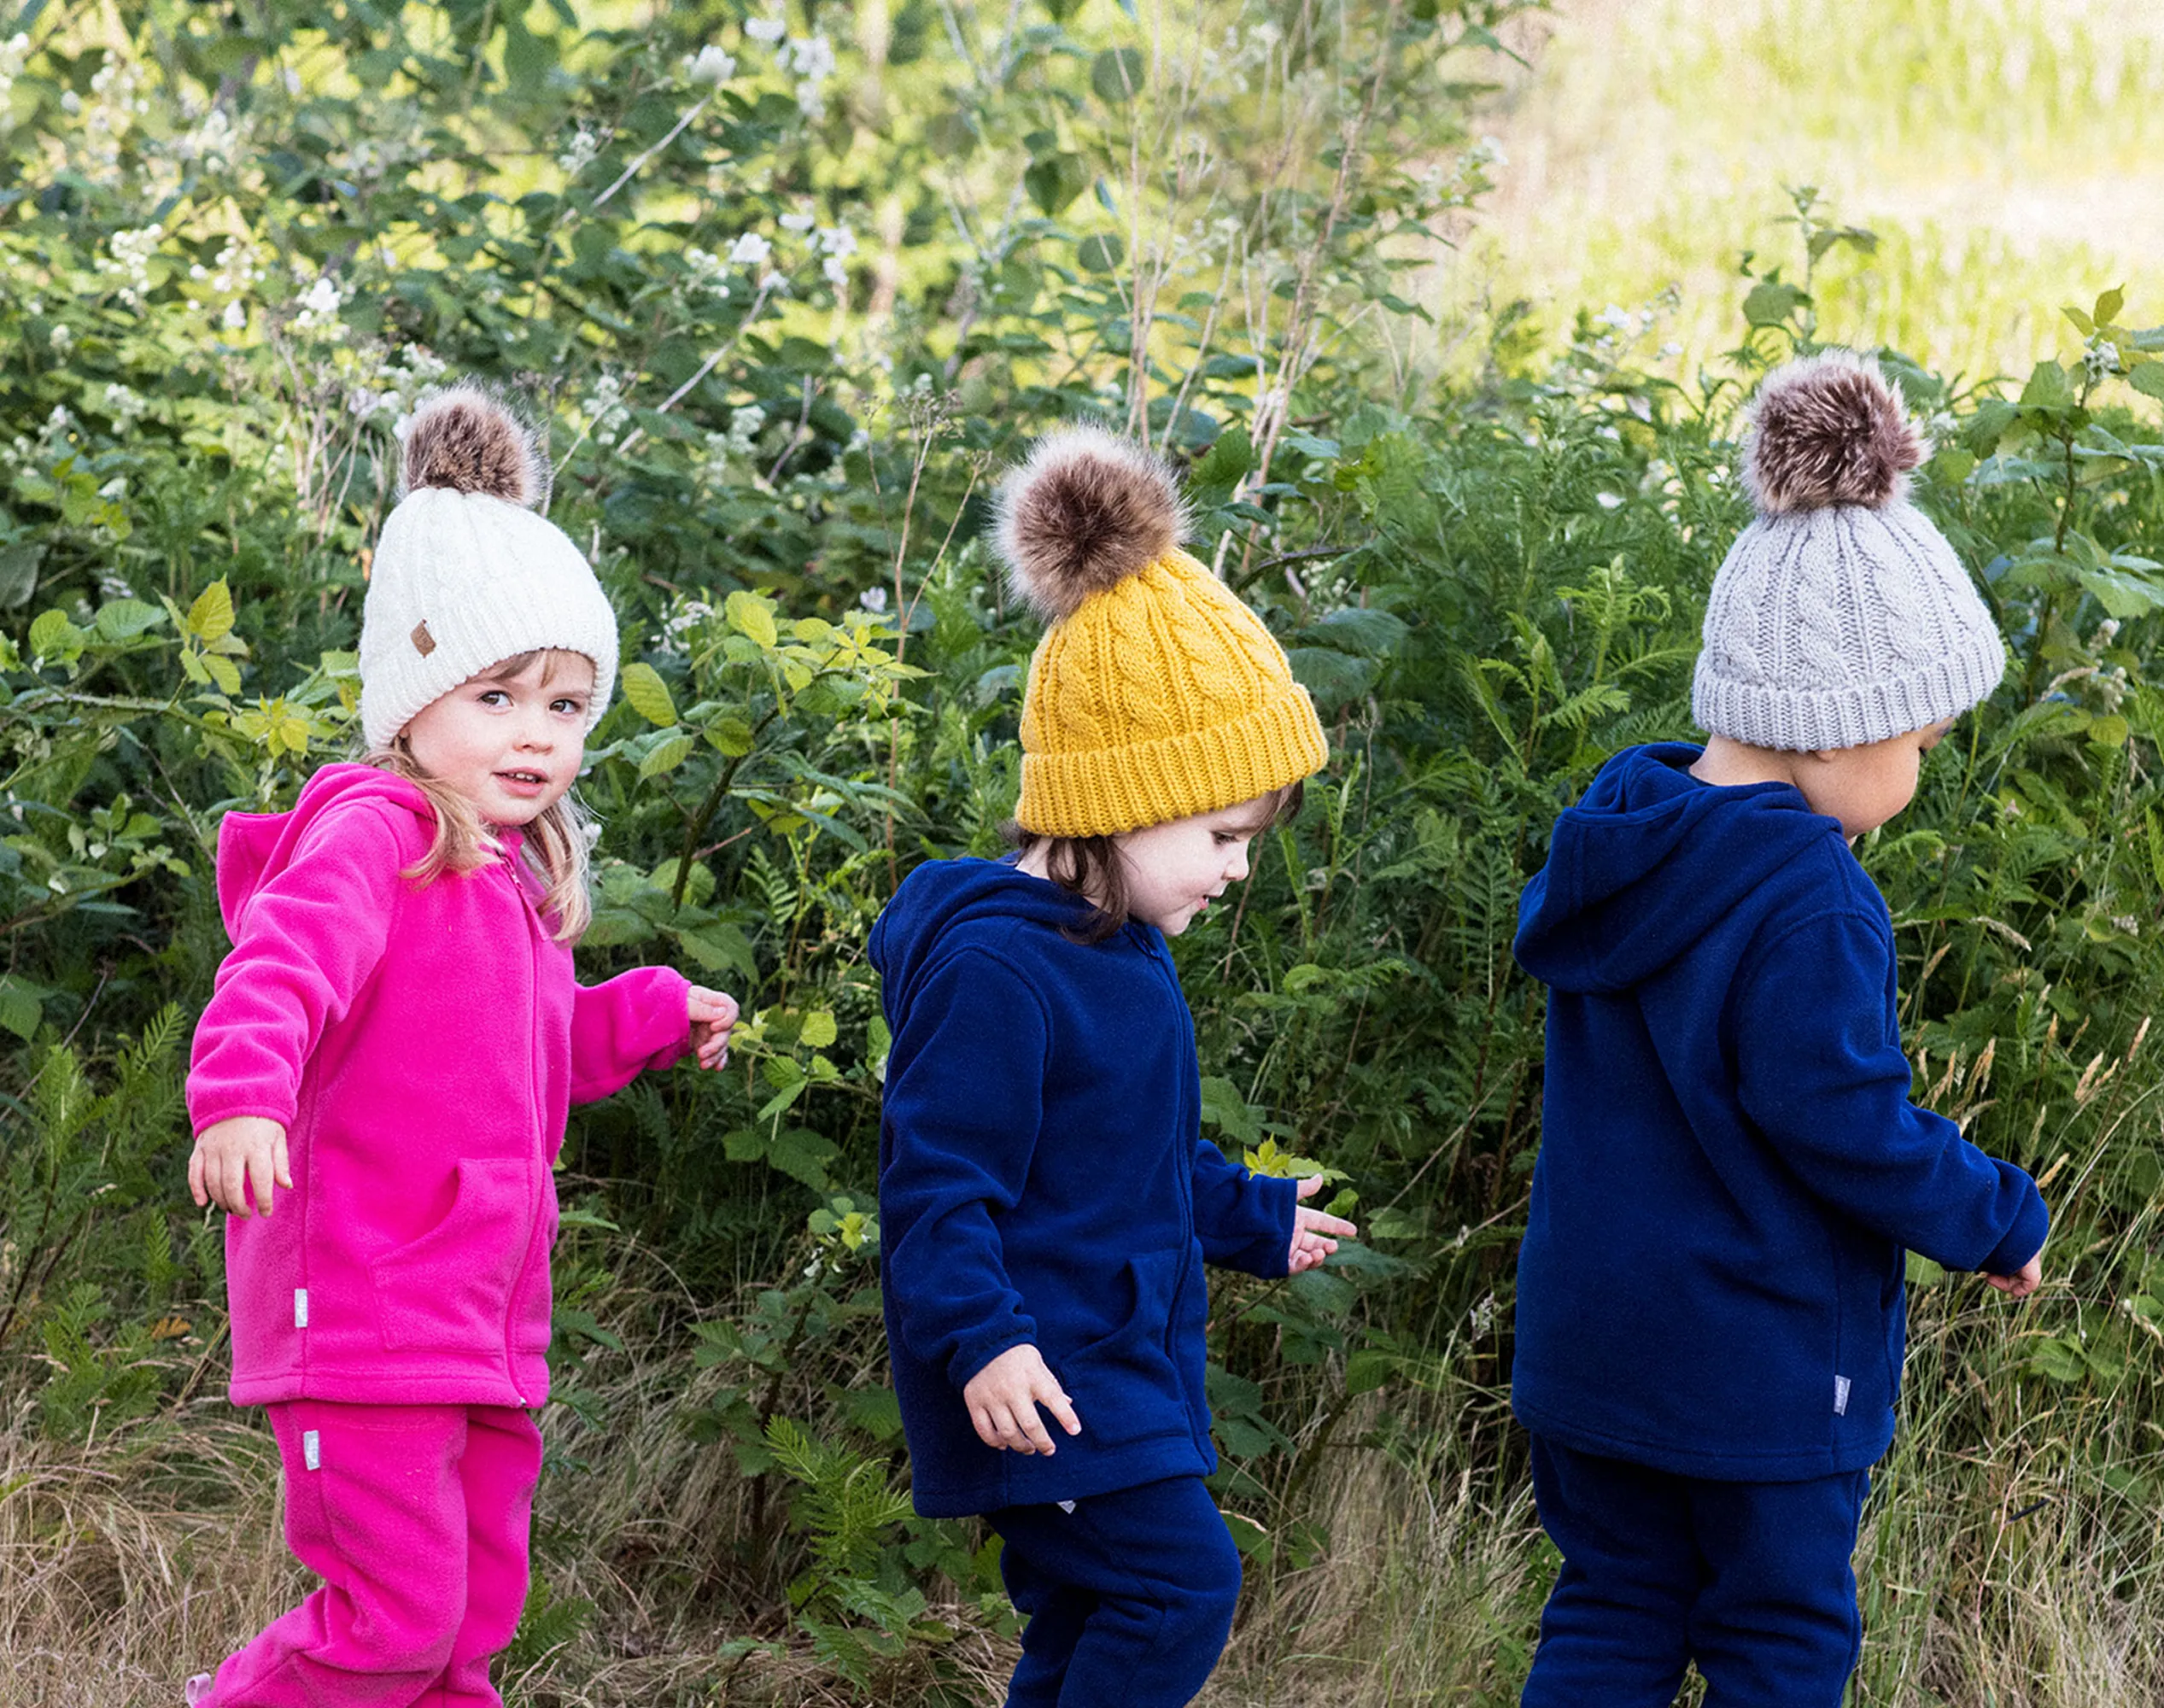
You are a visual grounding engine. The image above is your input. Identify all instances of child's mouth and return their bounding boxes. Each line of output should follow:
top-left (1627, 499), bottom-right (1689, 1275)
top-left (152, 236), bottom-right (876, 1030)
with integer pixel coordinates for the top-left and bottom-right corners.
top-left (498, 769), bottom-right (548, 793)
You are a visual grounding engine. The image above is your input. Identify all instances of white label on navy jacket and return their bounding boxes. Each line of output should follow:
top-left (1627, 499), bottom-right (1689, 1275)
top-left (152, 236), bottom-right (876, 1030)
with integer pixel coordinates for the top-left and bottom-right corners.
top-left (1834, 1375), bottom-right (1851, 1416)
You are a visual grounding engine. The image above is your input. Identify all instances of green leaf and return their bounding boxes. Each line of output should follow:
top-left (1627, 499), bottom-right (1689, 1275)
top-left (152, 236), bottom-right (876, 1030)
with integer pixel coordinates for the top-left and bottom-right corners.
top-left (725, 590), bottom-right (779, 650)
top-left (619, 662), bottom-right (680, 727)
top-left (2064, 306), bottom-right (2096, 336)
top-left (0, 541), bottom-right (42, 608)
top-left (677, 921), bottom-right (756, 983)
top-left (1023, 152), bottom-right (1088, 217)
top-left (1075, 233), bottom-right (1125, 273)
top-left (2095, 286), bottom-right (2126, 329)
top-left (188, 579), bottom-right (236, 644)
top-left (204, 653), bottom-right (243, 695)
top-left (0, 974), bottom-right (49, 1040)
top-left (2020, 360), bottom-right (2075, 411)
top-left (1090, 46), bottom-right (1144, 102)
top-left (707, 715), bottom-right (756, 757)
top-left (1187, 427), bottom-right (1254, 506)
top-left (799, 1009), bottom-right (838, 1050)
top-left (638, 732), bottom-right (697, 778)
top-left (1742, 279), bottom-right (1807, 329)
top-left (27, 608), bottom-right (81, 664)
top-left (93, 599), bottom-right (167, 641)
top-left (2130, 364), bottom-right (2164, 402)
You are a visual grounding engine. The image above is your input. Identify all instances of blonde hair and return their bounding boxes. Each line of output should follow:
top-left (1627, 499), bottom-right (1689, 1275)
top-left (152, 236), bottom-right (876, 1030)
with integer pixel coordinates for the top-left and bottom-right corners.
top-left (362, 649), bottom-right (596, 943)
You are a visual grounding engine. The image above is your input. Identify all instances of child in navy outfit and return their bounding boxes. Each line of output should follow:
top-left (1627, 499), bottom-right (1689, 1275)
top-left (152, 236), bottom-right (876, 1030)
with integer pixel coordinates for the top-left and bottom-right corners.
top-left (872, 427), bottom-right (1357, 1706)
top-left (1510, 351), bottom-right (2050, 1705)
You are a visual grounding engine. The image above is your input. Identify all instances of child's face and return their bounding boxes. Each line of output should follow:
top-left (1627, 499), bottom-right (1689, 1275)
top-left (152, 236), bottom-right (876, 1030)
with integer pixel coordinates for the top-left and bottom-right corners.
top-left (1114, 798), bottom-right (1274, 936)
top-left (1796, 719), bottom-right (1953, 840)
top-left (401, 651), bottom-right (596, 829)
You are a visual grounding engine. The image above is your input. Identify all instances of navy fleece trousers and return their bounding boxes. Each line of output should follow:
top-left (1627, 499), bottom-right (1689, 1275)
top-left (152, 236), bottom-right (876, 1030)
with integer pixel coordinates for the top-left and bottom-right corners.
top-left (1522, 1436), bottom-right (1870, 1708)
top-left (987, 1476), bottom-right (1243, 1708)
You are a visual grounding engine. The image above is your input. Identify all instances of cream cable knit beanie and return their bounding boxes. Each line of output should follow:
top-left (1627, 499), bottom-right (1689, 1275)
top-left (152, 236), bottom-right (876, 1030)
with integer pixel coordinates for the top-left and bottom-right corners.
top-left (1692, 349), bottom-right (2005, 752)
top-left (359, 386), bottom-right (620, 749)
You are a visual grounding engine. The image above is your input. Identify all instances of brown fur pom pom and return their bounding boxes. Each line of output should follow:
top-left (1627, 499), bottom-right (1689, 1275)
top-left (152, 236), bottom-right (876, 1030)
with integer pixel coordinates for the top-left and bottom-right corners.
top-left (400, 385), bottom-right (551, 509)
top-left (1741, 350), bottom-right (1927, 515)
top-left (993, 425), bottom-right (1190, 621)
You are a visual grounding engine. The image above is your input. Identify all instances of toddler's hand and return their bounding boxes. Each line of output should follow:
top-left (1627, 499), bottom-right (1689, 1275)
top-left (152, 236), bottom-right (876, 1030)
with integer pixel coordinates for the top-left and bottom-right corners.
top-left (962, 1344), bottom-right (1082, 1456)
top-left (1986, 1253), bottom-right (2043, 1300)
top-left (191, 1116), bottom-right (292, 1218)
top-left (1290, 1174), bottom-right (1357, 1275)
top-left (687, 984), bottom-right (739, 1070)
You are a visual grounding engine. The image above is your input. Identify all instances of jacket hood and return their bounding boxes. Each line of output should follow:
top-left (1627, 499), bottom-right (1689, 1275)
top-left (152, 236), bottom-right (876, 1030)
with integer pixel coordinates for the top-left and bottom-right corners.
top-left (870, 856), bottom-right (1100, 1018)
top-left (214, 763), bottom-right (435, 938)
top-left (1514, 742), bottom-right (1843, 993)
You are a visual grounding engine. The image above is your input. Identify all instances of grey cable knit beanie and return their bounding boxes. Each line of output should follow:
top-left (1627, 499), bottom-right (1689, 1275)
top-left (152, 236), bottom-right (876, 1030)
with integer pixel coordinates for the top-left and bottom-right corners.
top-left (1692, 349), bottom-right (2005, 751)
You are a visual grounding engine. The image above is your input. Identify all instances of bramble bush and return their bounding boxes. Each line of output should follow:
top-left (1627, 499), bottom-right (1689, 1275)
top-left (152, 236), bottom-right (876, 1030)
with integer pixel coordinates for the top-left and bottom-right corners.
top-left (6, 0), bottom-right (2164, 1701)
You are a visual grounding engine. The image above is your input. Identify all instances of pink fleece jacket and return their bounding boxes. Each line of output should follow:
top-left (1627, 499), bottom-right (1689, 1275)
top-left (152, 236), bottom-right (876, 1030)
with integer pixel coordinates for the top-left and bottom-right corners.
top-left (187, 763), bottom-right (691, 1409)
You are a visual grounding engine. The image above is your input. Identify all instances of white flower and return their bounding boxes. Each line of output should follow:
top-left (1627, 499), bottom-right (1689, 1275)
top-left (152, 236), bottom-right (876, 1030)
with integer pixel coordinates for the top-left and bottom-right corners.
top-left (779, 211), bottom-right (815, 233)
top-left (557, 123), bottom-right (604, 177)
top-left (47, 323), bottom-right (72, 356)
top-left (97, 225), bottom-right (162, 308)
top-left (222, 300), bottom-right (247, 331)
top-left (822, 256), bottom-right (848, 287)
top-left (858, 586), bottom-right (887, 613)
top-left (101, 383), bottom-right (149, 430)
top-left (0, 31), bottom-right (30, 114)
top-left (781, 34), bottom-right (837, 79)
top-left (744, 16), bottom-right (786, 42)
top-left (178, 106), bottom-right (242, 165)
top-left (726, 403), bottom-right (766, 456)
top-left (293, 274), bottom-right (344, 333)
top-left (683, 44), bottom-right (737, 85)
top-left (728, 231), bottom-right (772, 267)
top-left (813, 225), bottom-right (857, 259)
top-left (1597, 304), bottom-right (1632, 331)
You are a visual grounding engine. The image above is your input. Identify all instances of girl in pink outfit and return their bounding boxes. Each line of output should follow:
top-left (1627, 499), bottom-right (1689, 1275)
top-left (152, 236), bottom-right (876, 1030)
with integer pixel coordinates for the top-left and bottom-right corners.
top-left (182, 387), bottom-right (738, 1708)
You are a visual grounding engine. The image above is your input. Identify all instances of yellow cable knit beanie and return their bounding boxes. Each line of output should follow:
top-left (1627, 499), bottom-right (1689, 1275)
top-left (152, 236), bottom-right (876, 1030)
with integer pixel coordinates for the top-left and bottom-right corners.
top-left (991, 425), bottom-right (1329, 839)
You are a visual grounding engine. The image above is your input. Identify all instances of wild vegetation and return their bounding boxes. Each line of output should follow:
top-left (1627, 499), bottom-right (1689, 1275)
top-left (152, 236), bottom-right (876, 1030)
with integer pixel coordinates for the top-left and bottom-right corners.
top-left (3, 1), bottom-right (2164, 1703)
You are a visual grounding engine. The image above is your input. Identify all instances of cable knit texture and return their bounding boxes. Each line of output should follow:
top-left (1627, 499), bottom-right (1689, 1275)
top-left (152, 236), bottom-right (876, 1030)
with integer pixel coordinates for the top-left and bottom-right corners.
top-left (1693, 350), bottom-right (2006, 752)
top-left (991, 429), bottom-right (1328, 837)
top-left (360, 386), bottom-right (621, 748)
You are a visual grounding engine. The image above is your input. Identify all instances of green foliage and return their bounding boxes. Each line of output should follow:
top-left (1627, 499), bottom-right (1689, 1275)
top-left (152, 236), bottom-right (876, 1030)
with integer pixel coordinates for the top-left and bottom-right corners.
top-left (7, 0), bottom-right (2164, 1693)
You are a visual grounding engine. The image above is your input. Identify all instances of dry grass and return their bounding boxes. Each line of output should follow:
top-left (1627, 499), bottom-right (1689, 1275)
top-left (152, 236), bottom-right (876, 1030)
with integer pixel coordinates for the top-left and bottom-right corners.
top-left (1429, 0), bottom-right (2164, 381)
top-left (14, 1348), bottom-right (2164, 1706)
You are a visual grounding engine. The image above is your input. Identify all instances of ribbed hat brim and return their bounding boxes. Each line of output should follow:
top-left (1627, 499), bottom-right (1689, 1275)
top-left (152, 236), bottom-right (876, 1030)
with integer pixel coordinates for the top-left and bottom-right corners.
top-left (1016, 686), bottom-right (1329, 839)
top-left (1693, 625), bottom-right (2005, 752)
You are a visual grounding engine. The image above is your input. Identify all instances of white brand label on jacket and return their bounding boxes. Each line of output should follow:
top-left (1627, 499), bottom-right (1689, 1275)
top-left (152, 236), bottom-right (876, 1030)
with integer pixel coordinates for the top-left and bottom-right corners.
top-left (1057, 1500), bottom-right (1076, 1514)
top-left (294, 1289), bottom-right (309, 1329)
top-left (302, 1430), bottom-right (321, 1471)
top-left (1834, 1376), bottom-right (1851, 1416)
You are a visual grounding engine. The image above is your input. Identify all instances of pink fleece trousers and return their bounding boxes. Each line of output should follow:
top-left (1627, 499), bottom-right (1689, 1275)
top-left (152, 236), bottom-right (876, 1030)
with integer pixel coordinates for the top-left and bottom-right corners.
top-left (200, 1401), bottom-right (542, 1708)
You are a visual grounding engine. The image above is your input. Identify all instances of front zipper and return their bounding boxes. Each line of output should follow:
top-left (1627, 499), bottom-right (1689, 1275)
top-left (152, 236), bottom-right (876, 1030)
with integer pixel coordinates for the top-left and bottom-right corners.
top-left (1136, 929), bottom-right (1211, 1455)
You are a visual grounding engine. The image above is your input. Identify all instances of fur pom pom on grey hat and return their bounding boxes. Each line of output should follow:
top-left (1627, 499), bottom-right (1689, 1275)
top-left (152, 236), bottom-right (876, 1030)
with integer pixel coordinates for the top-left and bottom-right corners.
top-left (1693, 348), bottom-right (2004, 752)
top-left (359, 386), bottom-right (620, 749)
top-left (991, 424), bottom-right (1191, 621)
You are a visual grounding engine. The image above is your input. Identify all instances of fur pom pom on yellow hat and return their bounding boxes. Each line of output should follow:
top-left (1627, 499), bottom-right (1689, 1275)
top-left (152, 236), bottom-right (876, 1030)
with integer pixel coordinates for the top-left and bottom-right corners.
top-left (991, 425), bottom-right (1329, 839)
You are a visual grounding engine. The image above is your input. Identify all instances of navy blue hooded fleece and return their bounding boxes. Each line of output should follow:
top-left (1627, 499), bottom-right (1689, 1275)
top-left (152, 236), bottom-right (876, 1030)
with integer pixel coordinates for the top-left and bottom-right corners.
top-left (1511, 744), bottom-right (2048, 1482)
top-left (872, 857), bottom-right (1298, 1518)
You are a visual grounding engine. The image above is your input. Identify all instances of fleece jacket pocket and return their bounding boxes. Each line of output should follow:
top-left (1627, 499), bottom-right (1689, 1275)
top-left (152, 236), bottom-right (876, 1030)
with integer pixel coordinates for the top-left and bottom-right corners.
top-left (371, 1156), bottom-right (535, 1352)
top-left (1054, 1247), bottom-right (1186, 1448)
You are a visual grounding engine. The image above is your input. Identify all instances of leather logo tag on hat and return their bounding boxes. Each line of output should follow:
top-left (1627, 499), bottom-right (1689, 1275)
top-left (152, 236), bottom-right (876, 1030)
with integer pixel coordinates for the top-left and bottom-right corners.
top-left (411, 620), bottom-right (436, 657)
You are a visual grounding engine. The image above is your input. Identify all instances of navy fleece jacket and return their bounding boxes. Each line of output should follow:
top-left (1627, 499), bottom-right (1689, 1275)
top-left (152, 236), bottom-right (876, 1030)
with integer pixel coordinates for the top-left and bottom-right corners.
top-left (872, 857), bottom-right (1299, 1518)
top-left (1510, 743), bottom-right (2048, 1482)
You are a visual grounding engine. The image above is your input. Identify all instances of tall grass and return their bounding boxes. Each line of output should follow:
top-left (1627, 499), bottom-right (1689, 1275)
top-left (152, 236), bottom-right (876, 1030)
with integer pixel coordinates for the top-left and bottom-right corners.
top-left (1441, 0), bottom-right (2164, 379)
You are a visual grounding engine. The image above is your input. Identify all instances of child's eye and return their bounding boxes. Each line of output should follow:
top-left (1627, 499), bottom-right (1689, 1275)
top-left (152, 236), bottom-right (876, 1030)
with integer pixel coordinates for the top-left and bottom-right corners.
top-left (551, 699), bottom-right (585, 717)
top-left (477, 689), bottom-right (509, 706)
